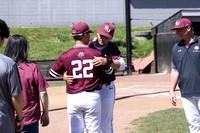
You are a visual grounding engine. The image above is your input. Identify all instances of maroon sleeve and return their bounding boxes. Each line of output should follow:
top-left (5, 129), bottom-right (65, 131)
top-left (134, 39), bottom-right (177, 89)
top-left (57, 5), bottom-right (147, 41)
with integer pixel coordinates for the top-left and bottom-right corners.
top-left (34, 65), bottom-right (49, 92)
top-left (49, 54), bottom-right (65, 78)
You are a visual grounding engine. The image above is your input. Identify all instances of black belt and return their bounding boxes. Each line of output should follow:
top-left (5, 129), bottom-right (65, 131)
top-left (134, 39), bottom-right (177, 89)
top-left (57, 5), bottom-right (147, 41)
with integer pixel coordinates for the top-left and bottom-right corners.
top-left (85, 90), bottom-right (95, 92)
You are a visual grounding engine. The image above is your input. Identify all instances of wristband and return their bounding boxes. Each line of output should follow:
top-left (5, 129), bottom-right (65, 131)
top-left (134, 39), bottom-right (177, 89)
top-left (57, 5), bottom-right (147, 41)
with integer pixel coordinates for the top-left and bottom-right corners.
top-left (16, 116), bottom-right (24, 122)
top-left (169, 91), bottom-right (175, 93)
top-left (106, 58), bottom-right (113, 66)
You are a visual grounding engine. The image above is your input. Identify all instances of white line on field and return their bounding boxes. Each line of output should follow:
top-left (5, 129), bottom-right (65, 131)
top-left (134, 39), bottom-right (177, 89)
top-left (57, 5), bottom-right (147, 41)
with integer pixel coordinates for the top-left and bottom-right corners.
top-left (117, 84), bottom-right (181, 98)
top-left (119, 84), bottom-right (169, 90)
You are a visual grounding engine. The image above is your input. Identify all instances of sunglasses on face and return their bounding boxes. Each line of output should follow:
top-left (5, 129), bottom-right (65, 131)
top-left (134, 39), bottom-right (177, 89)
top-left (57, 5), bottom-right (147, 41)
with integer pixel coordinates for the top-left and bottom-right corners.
top-left (174, 27), bottom-right (187, 33)
top-left (100, 34), bottom-right (109, 39)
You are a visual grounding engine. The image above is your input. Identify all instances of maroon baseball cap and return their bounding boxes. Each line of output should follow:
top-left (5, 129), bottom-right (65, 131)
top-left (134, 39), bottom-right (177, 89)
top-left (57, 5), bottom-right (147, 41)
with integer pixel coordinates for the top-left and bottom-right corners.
top-left (71, 22), bottom-right (94, 36)
top-left (171, 18), bottom-right (192, 30)
top-left (98, 23), bottom-right (115, 39)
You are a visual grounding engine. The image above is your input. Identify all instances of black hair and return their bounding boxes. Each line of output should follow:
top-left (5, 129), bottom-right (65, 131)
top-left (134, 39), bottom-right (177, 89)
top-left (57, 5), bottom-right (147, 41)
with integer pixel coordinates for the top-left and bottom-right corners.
top-left (4, 35), bottom-right (29, 64)
top-left (0, 19), bottom-right (10, 39)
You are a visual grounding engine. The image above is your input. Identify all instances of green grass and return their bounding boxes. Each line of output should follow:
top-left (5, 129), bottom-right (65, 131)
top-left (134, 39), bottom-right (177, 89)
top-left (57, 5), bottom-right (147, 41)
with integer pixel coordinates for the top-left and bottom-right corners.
top-left (0, 28), bottom-right (75, 60)
top-left (0, 26), bottom-right (153, 60)
top-left (48, 81), bottom-right (66, 87)
top-left (126, 108), bottom-right (189, 133)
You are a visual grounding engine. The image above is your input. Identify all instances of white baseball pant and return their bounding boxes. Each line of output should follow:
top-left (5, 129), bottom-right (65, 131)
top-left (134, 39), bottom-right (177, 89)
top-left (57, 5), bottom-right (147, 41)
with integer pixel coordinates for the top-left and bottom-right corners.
top-left (181, 96), bottom-right (200, 133)
top-left (101, 81), bottom-right (115, 133)
top-left (67, 90), bottom-right (101, 133)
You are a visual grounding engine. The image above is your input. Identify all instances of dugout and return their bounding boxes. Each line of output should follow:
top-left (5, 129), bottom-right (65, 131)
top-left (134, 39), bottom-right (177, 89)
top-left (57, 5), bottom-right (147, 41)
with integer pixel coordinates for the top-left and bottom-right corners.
top-left (151, 9), bottom-right (200, 73)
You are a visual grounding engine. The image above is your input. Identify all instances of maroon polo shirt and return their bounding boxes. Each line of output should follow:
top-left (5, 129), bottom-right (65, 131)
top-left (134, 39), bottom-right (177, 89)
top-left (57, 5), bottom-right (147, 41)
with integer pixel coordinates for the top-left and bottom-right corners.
top-left (18, 62), bottom-right (49, 125)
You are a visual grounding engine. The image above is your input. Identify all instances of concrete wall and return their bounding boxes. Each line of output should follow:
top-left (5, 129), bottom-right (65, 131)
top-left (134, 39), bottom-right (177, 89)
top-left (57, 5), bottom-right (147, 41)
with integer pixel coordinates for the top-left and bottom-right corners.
top-left (0, 0), bottom-right (200, 27)
top-left (131, 0), bottom-right (200, 27)
top-left (0, 0), bottom-right (124, 27)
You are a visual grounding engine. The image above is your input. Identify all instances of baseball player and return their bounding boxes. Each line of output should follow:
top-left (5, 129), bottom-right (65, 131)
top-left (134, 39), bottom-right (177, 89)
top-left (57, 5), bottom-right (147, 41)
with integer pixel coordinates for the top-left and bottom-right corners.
top-left (170, 18), bottom-right (200, 132)
top-left (49, 22), bottom-right (112, 133)
top-left (63, 23), bottom-right (126, 133)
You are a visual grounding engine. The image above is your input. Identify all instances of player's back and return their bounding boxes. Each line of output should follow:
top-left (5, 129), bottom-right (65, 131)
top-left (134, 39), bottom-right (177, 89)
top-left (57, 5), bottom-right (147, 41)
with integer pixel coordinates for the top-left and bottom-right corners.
top-left (51, 45), bottom-right (105, 94)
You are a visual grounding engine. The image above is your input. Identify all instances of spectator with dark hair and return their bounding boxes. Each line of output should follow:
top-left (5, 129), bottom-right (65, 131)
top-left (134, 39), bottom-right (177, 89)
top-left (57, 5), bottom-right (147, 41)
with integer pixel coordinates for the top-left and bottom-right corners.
top-left (4, 34), bottom-right (49, 133)
top-left (0, 19), bottom-right (24, 133)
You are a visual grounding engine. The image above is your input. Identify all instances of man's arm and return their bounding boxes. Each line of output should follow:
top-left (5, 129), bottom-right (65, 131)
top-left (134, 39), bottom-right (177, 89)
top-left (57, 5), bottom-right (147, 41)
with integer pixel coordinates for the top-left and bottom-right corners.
top-left (110, 58), bottom-right (125, 70)
top-left (40, 90), bottom-right (49, 127)
top-left (93, 57), bottom-right (125, 70)
top-left (169, 68), bottom-right (179, 106)
top-left (12, 93), bottom-right (24, 132)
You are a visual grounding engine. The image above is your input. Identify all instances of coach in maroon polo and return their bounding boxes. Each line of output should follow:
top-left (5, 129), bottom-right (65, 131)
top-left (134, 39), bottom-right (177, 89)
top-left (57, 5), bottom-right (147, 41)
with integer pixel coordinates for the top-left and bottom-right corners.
top-left (49, 22), bottom-right (112, 133)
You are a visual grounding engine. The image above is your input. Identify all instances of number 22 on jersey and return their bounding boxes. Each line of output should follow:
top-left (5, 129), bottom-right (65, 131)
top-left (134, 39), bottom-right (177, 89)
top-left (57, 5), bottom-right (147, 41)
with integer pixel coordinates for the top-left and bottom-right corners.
top-left (71, 59), bottom-right (93, 79)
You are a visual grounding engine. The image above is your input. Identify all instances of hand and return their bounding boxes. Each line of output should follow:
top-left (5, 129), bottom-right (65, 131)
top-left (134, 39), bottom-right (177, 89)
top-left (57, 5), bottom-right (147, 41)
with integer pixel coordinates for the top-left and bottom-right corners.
top-left (93, 56), bottom-right (107, 67)
top-left (15, 120), bottom-right (24, 132)
top-left (40, 113), bottom-right (49, 127)
top-left (63, 71), bottom-right (74, 84)
top-left (169, 92), bottom-right (177, 106)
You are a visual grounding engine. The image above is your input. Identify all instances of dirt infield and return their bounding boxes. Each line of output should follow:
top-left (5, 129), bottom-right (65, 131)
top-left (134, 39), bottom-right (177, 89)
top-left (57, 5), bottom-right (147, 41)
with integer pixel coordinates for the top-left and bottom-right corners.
top-left (39, 73), bottom-right (183, 133)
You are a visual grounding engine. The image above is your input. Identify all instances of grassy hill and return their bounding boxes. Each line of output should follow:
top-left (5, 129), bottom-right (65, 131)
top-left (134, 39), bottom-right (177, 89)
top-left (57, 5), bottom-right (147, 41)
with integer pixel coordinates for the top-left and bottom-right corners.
top-left (0, 26), bottom-right (153, 60)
